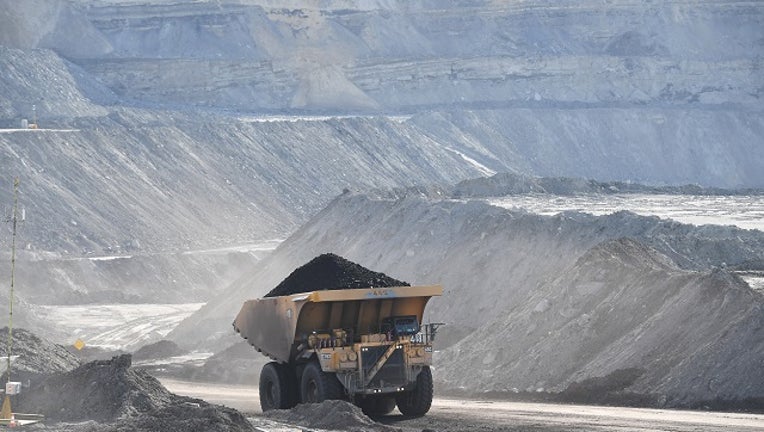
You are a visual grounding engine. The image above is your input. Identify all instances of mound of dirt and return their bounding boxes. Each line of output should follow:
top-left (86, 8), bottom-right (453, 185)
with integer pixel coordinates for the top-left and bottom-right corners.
top-left (264, 253), bottom-right (409, 298)
top-left (0, 327), bottom-right (80, 384)
top-left (16, 354), bottom-right (253, 431)
top-left (451, 172), bottom-right (764, 198)
top-left (181, 341), bottom-right (266, 384)
top-left (436, 237), bottom-right (764, 409)
top-left (264, 400), bottom-right (397, 432)
top-left (149, 341), bottom-right (267, 384)
top-left (66, 345), bottom-right (128, 363)
top-left (133, 340), bottom-right (186, 361)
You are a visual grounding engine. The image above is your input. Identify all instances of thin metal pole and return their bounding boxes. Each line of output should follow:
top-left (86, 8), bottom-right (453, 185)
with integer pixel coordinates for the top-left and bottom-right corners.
top-left (7, 178), bottom-right (18, 383)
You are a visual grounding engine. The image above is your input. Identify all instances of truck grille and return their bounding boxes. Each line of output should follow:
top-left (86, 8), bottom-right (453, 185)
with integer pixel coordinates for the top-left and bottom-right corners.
top-left (361, 345), bottom-right (406, 388)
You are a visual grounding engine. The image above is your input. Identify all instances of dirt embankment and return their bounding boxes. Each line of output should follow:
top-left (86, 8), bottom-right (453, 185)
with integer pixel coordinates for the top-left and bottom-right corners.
top-left (17, 354), bottom-right (254, 431)
top-left (133, 340), bottom-right (187, 362)
top-left (264, 400), bottom-right (399, 432)
top-left (0, 327), bottom-right (80, 385)
top-left (436, 238), bottom-right (764, 410)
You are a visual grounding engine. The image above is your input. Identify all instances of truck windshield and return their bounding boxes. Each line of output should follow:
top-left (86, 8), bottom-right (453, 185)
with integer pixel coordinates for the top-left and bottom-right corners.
top-left (382, 316), bottom-right (419, 336)
top-left (395, 317), bottom-right (419, 335)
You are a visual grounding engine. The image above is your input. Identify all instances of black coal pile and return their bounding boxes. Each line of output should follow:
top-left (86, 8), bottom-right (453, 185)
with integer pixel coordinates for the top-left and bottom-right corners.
top-left (265, 253), bottom-right (409, 298)
top-left (264, 400), bottom-right (398, 432)
top-left (0, 327), bottom-right (80, 384)
top-left (17, 354), bottom-right (254, 431)
top-left (133, 340), bottom-right (187, 362)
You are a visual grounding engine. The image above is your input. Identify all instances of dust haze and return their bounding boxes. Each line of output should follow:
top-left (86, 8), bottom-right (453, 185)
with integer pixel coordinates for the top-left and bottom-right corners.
top-left (0, 0), bottom-right (763, 431)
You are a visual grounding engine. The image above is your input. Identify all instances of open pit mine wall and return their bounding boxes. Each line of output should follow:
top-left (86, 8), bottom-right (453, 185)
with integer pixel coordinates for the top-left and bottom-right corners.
top-left (2, 45), bottom-right (763, 189)
top-left (64, 1), bottom-right (764, 112)
top-left (2, 0), bottom-right (762, 112)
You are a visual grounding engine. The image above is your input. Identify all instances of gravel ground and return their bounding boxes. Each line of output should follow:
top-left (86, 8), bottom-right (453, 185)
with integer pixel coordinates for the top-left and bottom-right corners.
top-left (163, 379), bottom-right (764, 432)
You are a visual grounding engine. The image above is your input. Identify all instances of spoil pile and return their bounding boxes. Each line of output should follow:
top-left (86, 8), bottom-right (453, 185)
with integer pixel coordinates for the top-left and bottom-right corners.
top-left (133, 340), bottom-right (186, 361)
top-left (264, 400), bottom-right (398, 432)
top-left (152, 341), bottom-right (267, 384)
top-left (0, 327), bottom-right (80, 384)
top-left (180, 341), bottom-right (266, 384)
top-left (265, 253), bottom-right (409, 298)
top-left (436, 238), bottom-right (764, 408)
top-left (17, 354), bottom-right (254, 431)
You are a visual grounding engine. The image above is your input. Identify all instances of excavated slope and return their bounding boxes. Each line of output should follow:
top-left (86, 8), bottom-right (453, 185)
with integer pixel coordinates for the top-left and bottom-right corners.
top-left (0, 111), bottom-right (481, 303)
top-left (0, 111), bottom-right (481, 256)
top-left (0, 46), bottom-right (114, 123)
top-left (31, 1), bottom-right (763, 113)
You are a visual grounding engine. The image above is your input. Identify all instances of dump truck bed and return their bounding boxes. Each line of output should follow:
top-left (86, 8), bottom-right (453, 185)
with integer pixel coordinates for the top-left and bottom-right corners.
top-left (233, 285), bottom-right (442, 362)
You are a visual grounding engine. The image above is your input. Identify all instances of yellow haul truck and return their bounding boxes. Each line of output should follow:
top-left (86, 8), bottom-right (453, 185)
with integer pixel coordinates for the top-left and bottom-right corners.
top-left (233, 285), bottom-right (443, 416)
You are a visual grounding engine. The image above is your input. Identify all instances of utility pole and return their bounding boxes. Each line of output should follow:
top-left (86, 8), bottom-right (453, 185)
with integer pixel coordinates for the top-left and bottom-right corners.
top-left (7, 178), bottom-right (18, 382)
top-left (0, 178), bottom-right (20, 421)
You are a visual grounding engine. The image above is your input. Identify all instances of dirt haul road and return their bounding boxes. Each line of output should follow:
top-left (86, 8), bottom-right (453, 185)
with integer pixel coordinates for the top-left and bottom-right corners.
top-left (160, 379), bottom-right (764, 432)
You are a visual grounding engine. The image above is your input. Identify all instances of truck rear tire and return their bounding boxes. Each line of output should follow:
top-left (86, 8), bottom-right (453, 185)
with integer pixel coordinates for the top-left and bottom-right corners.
top-left (396, 366), bottom-right (433, 417)
top-left (260, 362), bottom-right (295, 411)
top-left (359, 395), bottom-right (396, 416)
top-left (300, 361), bottom-right (344, 403)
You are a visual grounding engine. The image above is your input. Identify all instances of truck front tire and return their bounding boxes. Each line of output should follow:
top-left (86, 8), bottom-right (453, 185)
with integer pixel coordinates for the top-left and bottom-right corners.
top-left (260, 362), bottom-right (296, 411)
top-left (360, 395), bottom-right (397, 416)
top-left (396, 366), bottom-right (433, 417)
top-left (300, 361), bottom-right (344, 403)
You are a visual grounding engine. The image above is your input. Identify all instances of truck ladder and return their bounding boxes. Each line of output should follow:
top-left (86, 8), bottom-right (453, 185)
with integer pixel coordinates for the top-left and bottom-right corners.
top-left (363, 342), bottom-right (402, 386)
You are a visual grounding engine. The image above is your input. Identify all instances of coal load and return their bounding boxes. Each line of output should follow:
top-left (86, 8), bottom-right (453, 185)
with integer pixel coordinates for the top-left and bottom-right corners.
top-left (17, 354), bottom-right (254, 431)
top-left (264, 253), bottom-right (409, 298)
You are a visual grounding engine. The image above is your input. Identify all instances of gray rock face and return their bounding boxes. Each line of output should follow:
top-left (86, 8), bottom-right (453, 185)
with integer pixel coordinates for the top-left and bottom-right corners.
top-left (0, 106), bottom-right (482, 302)
top-left (2, 0), bottom-right (761, 194)
top-left (12, 250), bottom-right (261, 304)
top-left (0, 0), bottom-right (112, 58)
top-left (0, 113), bottom-right (480, 256)
top-left (15, 1), bottom-right (756, 112)
top-left (0, 46), bottom-right (114, 123)
top-left (408, 109), bottom-right (764, 188)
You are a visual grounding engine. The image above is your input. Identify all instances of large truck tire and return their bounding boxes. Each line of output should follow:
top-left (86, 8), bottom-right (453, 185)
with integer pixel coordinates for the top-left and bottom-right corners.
top-left (359, 396), bottom-right (396, 416)
top-left (260, 362), bottom-right (296, 411)
top-left (396, 366), bottom-right (433, 417)
top-left (300, 361), bottom-right (344, 403)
